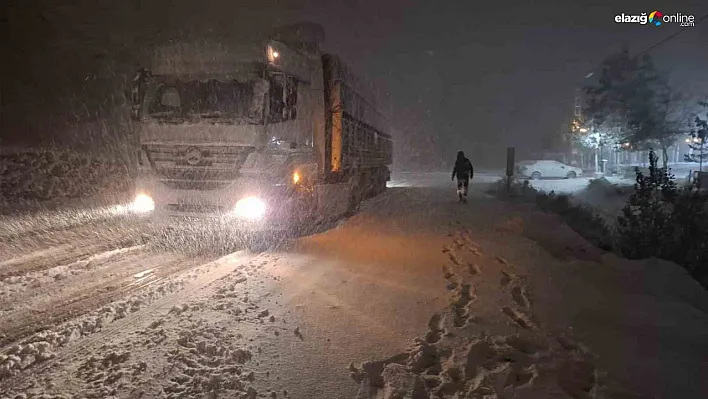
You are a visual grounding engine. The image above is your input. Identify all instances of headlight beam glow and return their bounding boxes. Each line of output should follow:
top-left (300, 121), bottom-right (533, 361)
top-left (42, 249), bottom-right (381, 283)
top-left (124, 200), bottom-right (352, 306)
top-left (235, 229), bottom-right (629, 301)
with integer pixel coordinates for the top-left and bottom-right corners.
top-left (233, 197), bottom-right (266, 220)
top-left (132, 193), bottom-right (155, 213)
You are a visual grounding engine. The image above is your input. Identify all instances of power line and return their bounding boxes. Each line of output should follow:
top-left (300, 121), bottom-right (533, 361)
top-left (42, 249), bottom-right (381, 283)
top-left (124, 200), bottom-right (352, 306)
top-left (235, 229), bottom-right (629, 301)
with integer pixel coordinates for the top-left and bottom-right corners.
top-left (636, 13), bottom-right (708, 56)
top-left (579, 14), bottom-right (707, 86)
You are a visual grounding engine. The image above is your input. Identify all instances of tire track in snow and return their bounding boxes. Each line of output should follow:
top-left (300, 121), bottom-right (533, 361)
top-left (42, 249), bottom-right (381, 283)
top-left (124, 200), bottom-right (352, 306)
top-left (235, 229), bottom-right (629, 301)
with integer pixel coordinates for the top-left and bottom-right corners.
top-left (2, 250), bottom-right (259, 389)
top-left (0, 244), bottom-right (74, 269)
top-left (0, 250), bottom-right (203, 349)
top-left (0, 244), bottom-right (147, 306)
top-left (0, 242), bottom-right (151, 317)
top-left (0, 207), bottom-right (129, 242)
top-left (0, 231), bottom-right (146, 281)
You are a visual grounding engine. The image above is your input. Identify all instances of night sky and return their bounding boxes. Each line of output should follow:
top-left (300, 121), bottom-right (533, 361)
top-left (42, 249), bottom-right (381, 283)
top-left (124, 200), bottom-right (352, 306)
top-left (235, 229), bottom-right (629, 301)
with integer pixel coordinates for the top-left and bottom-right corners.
top-left (2, 0), bottom-right (707, 168)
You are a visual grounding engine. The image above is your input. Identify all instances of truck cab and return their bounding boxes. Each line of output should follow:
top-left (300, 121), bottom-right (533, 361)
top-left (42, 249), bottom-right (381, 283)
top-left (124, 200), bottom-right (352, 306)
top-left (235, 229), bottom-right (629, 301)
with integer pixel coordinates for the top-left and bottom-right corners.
top-left (129, 25), bottom-right (392, 233)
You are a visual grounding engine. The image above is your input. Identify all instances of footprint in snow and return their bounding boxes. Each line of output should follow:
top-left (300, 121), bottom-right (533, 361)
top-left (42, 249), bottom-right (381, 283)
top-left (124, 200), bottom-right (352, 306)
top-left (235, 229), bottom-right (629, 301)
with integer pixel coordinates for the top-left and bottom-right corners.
top-left (448, 252), bottom-right (462, 266)
top-left (425, 313), bottom-right (445, 343)
top-left (467, 246), bottom-right (482, 256)
top-left (501, 306), bottom-right (535, 330)
top-left (442, 265), bottom-right (455, 280)
top-left (496, 256), bottom-right (512, 267)
top-left (511, 285), bottom-right (531, 310)
top-left (500, 270), bottom-right (516, 287)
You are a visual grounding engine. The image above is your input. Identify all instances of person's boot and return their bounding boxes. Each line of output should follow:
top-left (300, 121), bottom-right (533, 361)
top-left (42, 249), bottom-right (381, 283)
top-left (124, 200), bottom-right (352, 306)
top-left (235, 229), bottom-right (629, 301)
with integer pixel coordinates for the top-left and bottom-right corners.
top-left (457, 190), bottom-right (463, 202)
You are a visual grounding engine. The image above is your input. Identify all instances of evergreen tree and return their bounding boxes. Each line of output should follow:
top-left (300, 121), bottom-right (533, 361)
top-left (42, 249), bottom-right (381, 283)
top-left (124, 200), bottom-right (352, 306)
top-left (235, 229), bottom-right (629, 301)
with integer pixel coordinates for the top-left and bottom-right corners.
top-left (684, 101), bottom-right (708, 166)
top-left (617, 150), bottom-right (708, 286)
top-left (583, 49), bottom-right (686, 167)
top-left (617, 150), bottom-right (676, 259)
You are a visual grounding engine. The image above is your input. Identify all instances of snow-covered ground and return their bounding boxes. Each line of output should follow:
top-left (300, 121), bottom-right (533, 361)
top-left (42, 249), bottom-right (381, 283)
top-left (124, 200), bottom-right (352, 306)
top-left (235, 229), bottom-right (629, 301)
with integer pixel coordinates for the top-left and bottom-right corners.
top-left (389, 170), bottom-right (633, 196)
top-left (388, 171), bottom-right (502, 188)
top-left (1, 172), bottom-right (706, 398)
top-left (521, 176), bottom-right (633, 196)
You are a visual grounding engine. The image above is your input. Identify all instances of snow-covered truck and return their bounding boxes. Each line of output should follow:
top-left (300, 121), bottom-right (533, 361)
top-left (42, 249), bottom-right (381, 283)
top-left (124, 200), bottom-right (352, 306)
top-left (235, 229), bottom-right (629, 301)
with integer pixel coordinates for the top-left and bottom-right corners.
top-left (129, 24), bottom-right (392, 232)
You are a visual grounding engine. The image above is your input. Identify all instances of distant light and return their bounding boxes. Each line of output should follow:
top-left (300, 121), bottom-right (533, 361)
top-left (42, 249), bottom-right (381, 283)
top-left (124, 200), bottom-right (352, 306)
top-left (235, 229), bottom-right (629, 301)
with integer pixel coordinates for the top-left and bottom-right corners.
top-left (686, 138), bottom-right (691, 143)
top-left (293, 171), bottom-right (301, 184)
top-left (272, 51), bottom-right (280, 59)
top-left (579, 128), bottom-right (588, 133)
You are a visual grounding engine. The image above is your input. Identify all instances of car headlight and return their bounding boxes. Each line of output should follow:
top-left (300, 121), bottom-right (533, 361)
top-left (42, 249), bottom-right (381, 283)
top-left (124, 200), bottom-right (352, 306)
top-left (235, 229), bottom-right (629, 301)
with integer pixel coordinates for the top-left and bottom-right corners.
top-left (233, 197), bottom-right (266, 220)
top-left (132, 193), bottom-right (155, 213)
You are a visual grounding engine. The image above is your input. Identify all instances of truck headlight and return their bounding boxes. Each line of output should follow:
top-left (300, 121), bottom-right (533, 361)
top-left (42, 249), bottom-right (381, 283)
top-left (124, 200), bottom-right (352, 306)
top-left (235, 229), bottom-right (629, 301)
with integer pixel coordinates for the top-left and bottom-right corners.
top-left (234, 197), bottom-right (266, 220)
top-left (132, 193), bottom-right (155, 213)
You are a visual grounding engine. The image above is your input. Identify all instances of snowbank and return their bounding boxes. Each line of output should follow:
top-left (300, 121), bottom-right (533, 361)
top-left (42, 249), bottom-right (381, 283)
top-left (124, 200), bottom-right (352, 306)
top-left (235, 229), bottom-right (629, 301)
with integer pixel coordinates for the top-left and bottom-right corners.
top-left (0, 148), bottom-right (132, 214)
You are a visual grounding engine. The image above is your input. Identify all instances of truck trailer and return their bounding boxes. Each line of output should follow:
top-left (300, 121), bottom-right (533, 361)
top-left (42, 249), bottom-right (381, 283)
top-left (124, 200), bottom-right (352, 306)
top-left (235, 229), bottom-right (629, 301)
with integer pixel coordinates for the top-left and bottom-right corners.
top-left (129, 24), bottom-right (392, 234)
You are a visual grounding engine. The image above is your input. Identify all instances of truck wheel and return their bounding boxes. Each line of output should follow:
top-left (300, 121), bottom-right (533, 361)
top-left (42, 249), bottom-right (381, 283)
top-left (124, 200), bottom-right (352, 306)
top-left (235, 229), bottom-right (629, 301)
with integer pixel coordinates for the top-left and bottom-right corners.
top-left (377, 168), bottom-right (388, 194)
top-left (566, 171), bottom-right (577, 179)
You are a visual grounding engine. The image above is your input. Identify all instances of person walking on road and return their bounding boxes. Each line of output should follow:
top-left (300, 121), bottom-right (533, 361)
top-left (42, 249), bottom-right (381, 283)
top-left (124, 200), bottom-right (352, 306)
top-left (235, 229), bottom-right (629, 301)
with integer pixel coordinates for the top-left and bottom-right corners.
top-left (451, 150), bottom-right (474, 202)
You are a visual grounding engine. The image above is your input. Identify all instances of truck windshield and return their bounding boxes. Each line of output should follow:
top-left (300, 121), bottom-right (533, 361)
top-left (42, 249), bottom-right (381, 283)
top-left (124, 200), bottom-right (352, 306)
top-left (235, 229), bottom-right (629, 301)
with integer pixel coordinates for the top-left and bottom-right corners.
top-left (148, 79), bottom-right (260, 122)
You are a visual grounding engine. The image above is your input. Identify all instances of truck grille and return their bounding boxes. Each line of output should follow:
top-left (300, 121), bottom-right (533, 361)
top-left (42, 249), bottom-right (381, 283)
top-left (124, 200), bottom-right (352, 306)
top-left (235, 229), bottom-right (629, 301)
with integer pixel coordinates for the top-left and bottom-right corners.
top-left (144, 144), bottom-right (254, 189)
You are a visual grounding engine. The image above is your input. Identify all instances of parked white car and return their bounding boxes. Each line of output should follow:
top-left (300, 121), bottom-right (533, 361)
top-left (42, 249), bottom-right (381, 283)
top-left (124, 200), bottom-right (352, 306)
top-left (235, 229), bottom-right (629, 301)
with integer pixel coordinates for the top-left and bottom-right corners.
top-left (516, 160), bottom-right (583, 179)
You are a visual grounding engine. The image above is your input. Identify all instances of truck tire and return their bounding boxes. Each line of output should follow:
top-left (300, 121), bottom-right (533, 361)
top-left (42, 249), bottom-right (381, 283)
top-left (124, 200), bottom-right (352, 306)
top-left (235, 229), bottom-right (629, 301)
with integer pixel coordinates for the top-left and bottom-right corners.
top-left (366, 167), bottom-right (387, 198)
top-left (378, 168), bottom-right (388, 194)
top-left (347, 175), bottom-right (364, 215)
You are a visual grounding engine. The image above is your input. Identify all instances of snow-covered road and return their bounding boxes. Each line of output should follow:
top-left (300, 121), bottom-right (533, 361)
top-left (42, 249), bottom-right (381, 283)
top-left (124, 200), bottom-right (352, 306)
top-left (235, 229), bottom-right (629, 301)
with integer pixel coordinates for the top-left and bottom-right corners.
top-left (1, 173), bottom-right (707, 399)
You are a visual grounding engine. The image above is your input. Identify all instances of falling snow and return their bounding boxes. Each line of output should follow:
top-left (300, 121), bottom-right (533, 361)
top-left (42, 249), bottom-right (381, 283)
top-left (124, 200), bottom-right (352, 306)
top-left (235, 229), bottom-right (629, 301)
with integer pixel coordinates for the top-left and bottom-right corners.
top-left (0, 173), bottom-right (706, 398)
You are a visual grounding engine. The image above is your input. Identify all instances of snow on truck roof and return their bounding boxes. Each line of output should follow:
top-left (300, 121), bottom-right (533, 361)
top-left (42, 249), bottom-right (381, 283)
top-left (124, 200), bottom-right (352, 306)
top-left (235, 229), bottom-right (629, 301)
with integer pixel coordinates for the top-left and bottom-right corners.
top-left (150, 24), bottom-right (324, 79)
top-left (151, 40), bottom-right (265, 79)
